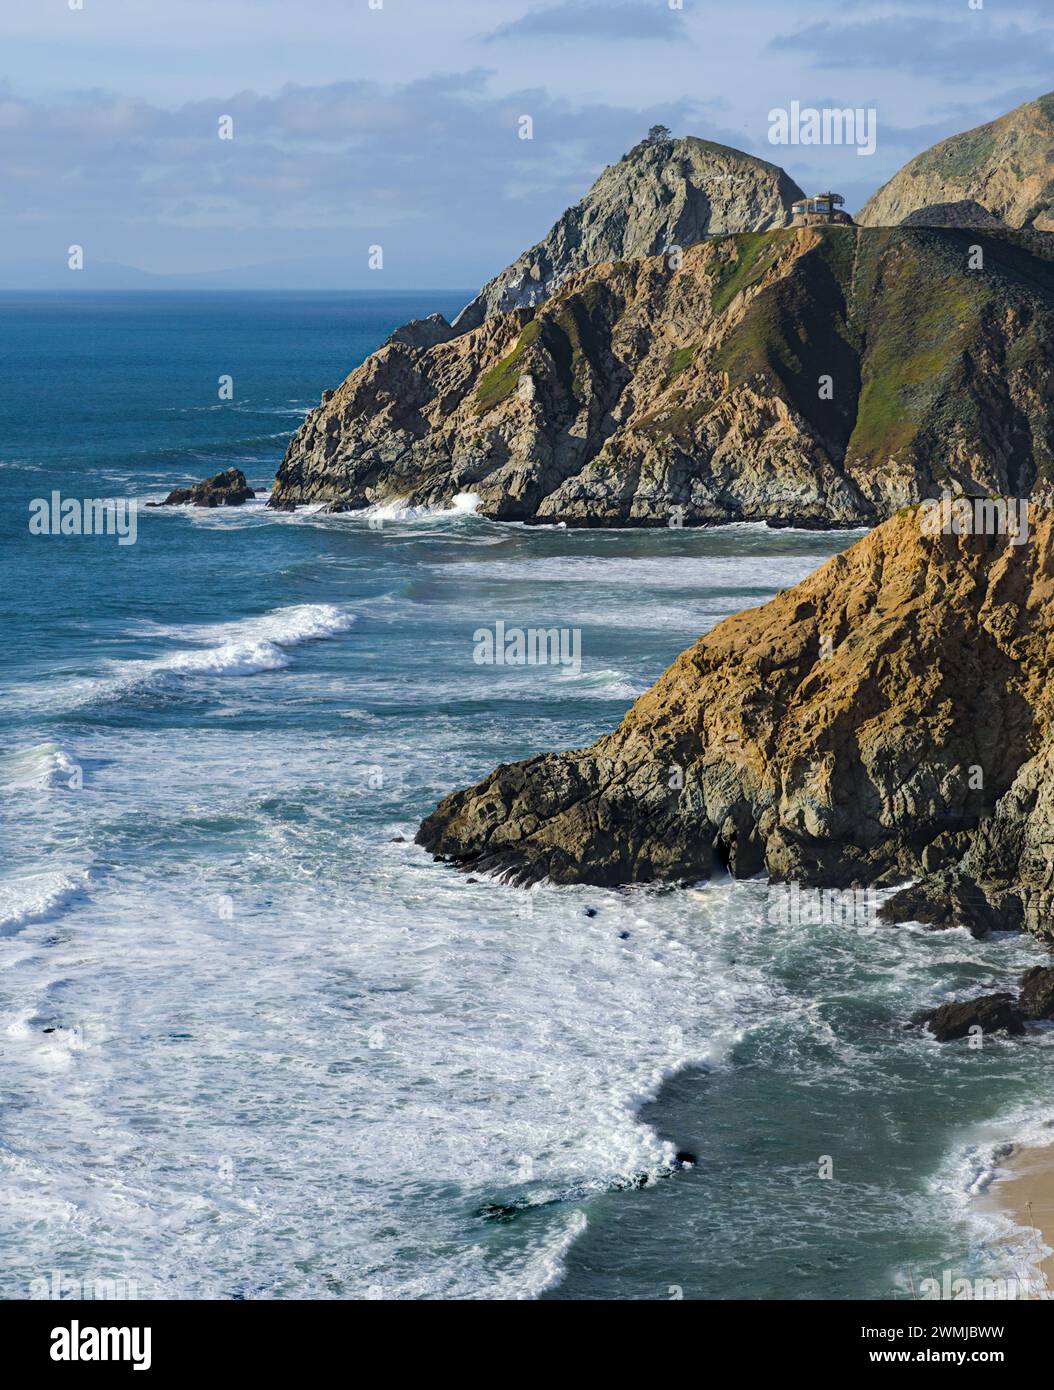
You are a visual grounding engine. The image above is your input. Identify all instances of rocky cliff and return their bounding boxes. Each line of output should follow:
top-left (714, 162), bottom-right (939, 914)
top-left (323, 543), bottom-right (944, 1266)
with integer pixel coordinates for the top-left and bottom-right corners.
top-left (450, 135), bottom-right (804, 333)
top-left (416, 508), bottom-right (1054, 943)
top-left (270, 223), bottom-right (1054, 526)
top-left (859, 92), bottom-right (1054, 231)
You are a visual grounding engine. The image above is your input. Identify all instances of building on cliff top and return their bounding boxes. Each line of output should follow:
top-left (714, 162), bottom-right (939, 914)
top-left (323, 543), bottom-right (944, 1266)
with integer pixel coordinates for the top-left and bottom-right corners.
top-left (790, 192), bottom-right (854, 227)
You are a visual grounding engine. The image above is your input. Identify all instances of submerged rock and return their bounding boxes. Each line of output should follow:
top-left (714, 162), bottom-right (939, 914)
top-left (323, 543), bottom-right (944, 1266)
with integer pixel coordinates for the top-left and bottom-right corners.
top-left (417, 509), bottom-right (1054, 943)
top-left (152, 467), bottom-right (255, 508)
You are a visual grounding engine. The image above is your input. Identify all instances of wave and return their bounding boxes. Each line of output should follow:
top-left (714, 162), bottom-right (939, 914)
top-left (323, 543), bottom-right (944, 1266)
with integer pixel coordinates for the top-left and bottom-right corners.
top-left (135, 603), bottom-right (356, 680)
top-left (344, 491), bottom-right (482, 523)
top-left (0, 869), bottom-right (93, 937)
top-left (430, 554), bottom-right (833, 588)
top-left (1, 742), bottom-right (83, 791)
top-left (556, 667), bottom-right (643, 700)
top-left (4, 604), bottom-right (356, 714)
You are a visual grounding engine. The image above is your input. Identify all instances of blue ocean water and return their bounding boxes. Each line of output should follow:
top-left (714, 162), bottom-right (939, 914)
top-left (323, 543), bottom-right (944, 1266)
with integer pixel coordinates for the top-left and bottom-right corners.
top-left (1, 290), bottom-right (1051, 1301)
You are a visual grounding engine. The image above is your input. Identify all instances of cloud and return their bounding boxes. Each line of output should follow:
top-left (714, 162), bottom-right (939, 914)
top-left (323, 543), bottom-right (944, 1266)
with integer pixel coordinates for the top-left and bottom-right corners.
top-left (486, 1), bottom-right (685, 43)
top-left (0, 73), bottom-right (720, 283)
top-left (770, 17), bottom-right (1054, 77)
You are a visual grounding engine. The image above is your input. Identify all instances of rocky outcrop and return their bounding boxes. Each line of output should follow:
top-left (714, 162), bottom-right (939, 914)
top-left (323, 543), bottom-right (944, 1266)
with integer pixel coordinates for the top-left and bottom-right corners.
top-left (451, 134), bottom-right (804, 332)
top-left (899, 200), bottom-right (1005, 230)
top-left (416, 509), bottom-right (1054, 944)
top-left (878, 871), bottom-right (1020, 938)
top-left (859, 92), bottom-right (1054, 231)
top-left (1019, 965), bottom-right (1054, 1019)
top-left (386, 314), bottom-right (457, 350)
top-left (271, 223), bottom-right (1054, 525)
top-left (917, 994), bottom-right (1025, 1042)
top-left (152, 468), bottom-right (255, 507)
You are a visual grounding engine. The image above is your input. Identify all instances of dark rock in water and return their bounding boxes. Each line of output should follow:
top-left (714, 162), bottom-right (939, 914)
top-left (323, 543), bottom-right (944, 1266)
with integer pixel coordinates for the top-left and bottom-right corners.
top-left (269, 498), bottom-right (297, 512)
top-left (618, 931), bottom-right (631, 940)
top-left (878, 872), bottom-right (1022, 938)
top-left (42, 1027), bottom-right (55, 1034)
top-left (673, 1150), bottom-right (697, 1168)
top-left (917, 993), bottom-right (1025, 1042)
top-left (389, 836), bottom-right (406, 843)
top-left (466, 877), bottom-right (478, 884)
top-left (477, 1201), bottom-right (523, 1224)
top-left (1019, 964), bottom-right (1054, 1019)
top-left (151, 467), bottom-right (255, 508)
top-left (583, 907), bottom-right (597, 918)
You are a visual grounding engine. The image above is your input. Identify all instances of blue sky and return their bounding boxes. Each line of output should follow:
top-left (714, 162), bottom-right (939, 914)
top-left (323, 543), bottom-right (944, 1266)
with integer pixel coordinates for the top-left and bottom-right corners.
top-left (2, 0), bottom-right (1051, 287)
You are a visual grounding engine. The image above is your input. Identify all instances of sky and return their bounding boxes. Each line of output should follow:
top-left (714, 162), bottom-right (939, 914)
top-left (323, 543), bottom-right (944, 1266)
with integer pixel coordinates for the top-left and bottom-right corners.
top-left (2, 0), bottom-right (1052, 288)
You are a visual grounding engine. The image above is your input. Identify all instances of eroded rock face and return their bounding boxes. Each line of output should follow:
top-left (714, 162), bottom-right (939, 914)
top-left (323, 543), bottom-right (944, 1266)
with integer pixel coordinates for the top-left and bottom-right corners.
top-left (451, 135), bottom-right (805, 332)
top-left (153, 468), bottom-right (255, 508)
top-left (270, 224), bottom-right (1054, 526)
top-left (859, 92), bottom-right (1054, 231)
top-left (416, 510), bottom-right (1054, 944)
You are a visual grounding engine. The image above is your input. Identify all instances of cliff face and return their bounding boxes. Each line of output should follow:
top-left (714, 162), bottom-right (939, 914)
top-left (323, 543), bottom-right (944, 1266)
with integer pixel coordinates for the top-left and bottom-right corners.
top-left (859, 93), bottom-right (1054, 231)
top-left (451, 136), bottom-right (805, 332)
top-left (416, 509), bottom-right (1054, 942)
top-left (271, 224), bottom-right (1054, 526)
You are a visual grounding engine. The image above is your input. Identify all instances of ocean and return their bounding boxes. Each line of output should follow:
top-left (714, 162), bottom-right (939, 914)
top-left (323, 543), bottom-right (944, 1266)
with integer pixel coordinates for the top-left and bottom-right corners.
top-left (1, 290), bottom-right (1051, 1301)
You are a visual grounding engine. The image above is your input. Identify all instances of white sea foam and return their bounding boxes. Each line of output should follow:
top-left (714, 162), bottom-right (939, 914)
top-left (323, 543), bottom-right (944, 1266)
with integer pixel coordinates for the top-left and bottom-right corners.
top-left (352, 491), bottom-right (482, 523)
top-left (1, 742), bottom-right (83, 791)
top-left (4, 605), bottom-right (356, 713)
top-left (0, 869), bottom-right (92, 936)
top-left (430, 554), bottom-right (835, 588)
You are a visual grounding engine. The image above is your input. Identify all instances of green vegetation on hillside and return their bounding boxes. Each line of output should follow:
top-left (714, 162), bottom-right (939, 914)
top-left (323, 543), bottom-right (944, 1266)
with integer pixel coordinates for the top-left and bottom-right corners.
top-left (708, 231), bottom-right (789, 317)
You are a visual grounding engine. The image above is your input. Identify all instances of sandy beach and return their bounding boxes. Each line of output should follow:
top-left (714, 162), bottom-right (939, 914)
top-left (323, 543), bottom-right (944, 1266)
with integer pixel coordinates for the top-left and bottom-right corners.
top-left (988, 1146), bottom-right (1054, 1296)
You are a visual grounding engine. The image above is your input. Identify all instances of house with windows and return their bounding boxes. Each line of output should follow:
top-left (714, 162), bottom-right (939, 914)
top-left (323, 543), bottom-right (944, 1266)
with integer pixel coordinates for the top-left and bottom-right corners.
top-left (790, 192), bottom-right (854, 227)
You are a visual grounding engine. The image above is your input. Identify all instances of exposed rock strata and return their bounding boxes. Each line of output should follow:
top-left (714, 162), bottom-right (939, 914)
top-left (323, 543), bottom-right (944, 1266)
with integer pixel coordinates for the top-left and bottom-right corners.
top-left (416, 510), bottom-right (1054, 944)
top-left (271, 224), bottom-right (1054, 526)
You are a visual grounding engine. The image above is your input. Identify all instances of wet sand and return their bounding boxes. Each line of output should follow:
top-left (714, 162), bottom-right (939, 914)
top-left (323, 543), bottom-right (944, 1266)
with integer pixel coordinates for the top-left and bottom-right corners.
top-left (989, 1145), bottom-right (1054, 1295)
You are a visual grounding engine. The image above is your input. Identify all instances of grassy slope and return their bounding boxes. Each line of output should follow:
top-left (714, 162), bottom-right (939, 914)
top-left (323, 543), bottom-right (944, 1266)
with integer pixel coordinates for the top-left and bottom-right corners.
top-left (469, 223), bottom-right (1054, 489)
